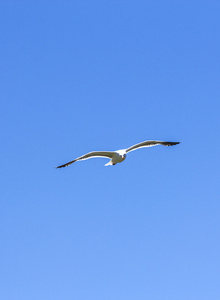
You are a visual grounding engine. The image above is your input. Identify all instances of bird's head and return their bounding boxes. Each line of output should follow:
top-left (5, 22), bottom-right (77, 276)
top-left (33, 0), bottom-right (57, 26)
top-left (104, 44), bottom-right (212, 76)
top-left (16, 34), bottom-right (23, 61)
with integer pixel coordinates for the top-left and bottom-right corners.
top-left (116, 149), bottom-right (127, 160)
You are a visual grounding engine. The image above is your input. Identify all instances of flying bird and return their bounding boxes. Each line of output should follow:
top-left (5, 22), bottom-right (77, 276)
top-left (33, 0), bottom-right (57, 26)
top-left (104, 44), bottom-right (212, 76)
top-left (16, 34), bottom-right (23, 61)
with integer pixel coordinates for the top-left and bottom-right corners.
top-left (56, 140), bottom-right (180, 168)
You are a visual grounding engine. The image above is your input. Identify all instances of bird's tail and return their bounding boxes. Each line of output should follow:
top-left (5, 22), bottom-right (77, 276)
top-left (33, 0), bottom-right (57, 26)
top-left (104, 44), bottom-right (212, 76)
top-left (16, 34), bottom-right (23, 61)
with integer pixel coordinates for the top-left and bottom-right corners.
top-left (105, 160), bottom-right (113, 166)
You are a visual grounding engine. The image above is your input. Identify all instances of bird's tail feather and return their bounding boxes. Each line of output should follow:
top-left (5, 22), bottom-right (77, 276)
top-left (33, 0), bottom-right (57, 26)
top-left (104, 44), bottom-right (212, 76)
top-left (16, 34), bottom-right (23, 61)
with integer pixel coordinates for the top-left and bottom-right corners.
top-left (105, 160), bottom-right (113, 166)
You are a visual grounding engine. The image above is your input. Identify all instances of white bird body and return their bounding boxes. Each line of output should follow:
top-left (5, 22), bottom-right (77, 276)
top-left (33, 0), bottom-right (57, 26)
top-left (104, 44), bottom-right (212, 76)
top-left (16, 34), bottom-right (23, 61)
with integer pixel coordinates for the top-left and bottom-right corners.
top-left (56, 140), bottom-right (180, 168)
top-left (105, 150), bottom-right (127, 166)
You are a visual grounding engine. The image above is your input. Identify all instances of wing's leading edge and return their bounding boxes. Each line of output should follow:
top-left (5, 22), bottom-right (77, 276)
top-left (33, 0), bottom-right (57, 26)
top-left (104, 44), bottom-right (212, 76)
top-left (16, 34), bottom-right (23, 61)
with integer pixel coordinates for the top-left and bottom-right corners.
top-left (126, 140), bottom-right (180, 153)
top-left (56, 151), bottom-right (115, 168)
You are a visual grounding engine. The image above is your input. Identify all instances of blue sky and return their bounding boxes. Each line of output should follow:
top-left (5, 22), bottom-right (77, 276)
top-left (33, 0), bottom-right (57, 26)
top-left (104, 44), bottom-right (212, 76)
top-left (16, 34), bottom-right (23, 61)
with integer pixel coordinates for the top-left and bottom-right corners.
top-left (1, 1), bottom-right (220, 299)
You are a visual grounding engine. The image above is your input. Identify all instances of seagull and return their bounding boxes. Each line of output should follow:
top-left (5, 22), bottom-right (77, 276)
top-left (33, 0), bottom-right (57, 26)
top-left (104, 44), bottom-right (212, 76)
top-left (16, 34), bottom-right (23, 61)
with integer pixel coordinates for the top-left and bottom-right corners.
top-left (56, 140), bottom-right (180, 168)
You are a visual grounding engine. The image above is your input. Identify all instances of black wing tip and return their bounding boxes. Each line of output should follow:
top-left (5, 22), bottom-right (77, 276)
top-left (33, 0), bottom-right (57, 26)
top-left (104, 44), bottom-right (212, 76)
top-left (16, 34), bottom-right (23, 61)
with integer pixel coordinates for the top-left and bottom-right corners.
top-left (56, 159), bottom-right (77, 169)
top-left (56, 165), bottom-right (64, 169)
top-left (166, 141), bottom-right (181, 146)
top-left (56, 164), bottom-right (70, 169)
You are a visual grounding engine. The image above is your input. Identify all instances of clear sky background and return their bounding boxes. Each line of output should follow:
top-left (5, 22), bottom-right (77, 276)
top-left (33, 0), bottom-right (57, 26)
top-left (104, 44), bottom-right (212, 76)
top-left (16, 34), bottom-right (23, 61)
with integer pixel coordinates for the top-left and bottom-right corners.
top-left (1, 1), bottom-right (220, 300)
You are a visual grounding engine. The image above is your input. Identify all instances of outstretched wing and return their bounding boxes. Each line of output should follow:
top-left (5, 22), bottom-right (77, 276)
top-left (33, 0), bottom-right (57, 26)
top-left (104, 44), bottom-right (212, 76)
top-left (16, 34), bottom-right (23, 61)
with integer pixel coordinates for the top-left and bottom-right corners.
top-left (126, 140), bottom-right (180, 153)
top-left (56, 151), bottom-right (115, 168)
